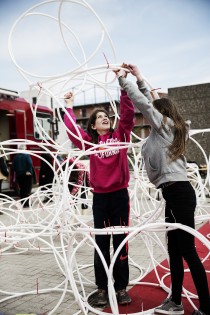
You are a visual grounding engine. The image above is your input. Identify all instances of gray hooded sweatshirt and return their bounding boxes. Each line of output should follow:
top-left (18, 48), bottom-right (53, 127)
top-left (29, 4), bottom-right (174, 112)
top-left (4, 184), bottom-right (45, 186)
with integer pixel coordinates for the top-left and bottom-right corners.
top-left (119, 77), bottom-right (188, 188)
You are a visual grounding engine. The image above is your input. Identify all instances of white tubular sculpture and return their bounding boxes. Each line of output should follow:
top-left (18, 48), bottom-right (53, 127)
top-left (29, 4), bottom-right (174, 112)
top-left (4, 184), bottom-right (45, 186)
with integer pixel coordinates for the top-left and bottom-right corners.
top-left (0, 1), bottom-right (209, 314)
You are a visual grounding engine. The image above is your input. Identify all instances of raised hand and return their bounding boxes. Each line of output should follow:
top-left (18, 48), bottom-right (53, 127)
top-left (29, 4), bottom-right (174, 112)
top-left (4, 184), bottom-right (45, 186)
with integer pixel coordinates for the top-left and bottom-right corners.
top-left (64, 92), bottom-right (74, 108)
top-left (116, 68), bottom-right (127, 78)
top-left (64, 91), bottom-right (74, 100)
top-left (114, 62), bottom-right (129, 78)
top-left (127, 64), bottom-right (143, 81)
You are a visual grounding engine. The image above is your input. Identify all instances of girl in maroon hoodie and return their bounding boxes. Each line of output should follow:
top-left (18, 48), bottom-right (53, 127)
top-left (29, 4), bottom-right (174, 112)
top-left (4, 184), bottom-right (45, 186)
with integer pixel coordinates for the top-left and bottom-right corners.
top-left (64, 87), bottom-right (134, 306)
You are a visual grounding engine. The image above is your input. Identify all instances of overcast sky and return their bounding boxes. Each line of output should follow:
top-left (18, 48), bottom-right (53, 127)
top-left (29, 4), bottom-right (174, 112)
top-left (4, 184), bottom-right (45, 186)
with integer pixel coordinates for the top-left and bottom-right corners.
top-left (0, 0), bottom-right (210, 97)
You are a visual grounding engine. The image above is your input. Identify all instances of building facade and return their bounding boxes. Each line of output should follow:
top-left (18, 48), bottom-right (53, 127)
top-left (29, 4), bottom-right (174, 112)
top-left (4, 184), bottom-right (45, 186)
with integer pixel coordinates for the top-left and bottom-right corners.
top-left (168, 83), bottom-right (210, 165)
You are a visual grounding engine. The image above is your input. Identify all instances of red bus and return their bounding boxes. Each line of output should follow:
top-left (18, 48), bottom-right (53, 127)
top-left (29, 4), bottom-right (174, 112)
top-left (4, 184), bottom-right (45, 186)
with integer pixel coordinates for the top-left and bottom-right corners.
top-left (0, 88), bottom-right (58, 192)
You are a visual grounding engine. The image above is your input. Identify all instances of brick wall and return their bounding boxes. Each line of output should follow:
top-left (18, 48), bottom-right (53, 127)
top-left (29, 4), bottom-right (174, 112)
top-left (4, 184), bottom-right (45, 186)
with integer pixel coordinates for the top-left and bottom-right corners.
top-left (168, 83), bottom-right (210, 165)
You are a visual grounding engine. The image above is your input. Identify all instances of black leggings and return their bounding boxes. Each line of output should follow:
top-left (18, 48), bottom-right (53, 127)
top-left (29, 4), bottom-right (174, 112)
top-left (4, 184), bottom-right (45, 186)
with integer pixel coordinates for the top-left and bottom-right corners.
top-left (17, 174), bottom-right (32, 203)
top-left (162, 181), bottom-right (210, 314)
top-left (93, 188), bottom-right (130, 291)
top-left (0, 179), bottom-right (2, 193)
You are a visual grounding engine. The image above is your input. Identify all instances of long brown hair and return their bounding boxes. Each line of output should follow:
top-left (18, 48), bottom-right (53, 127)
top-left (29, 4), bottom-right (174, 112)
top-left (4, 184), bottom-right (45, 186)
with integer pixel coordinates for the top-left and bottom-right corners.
top-left (87, 108), bottom-right (114, 144)
top-left (153, 98), bottom-right (187, 161)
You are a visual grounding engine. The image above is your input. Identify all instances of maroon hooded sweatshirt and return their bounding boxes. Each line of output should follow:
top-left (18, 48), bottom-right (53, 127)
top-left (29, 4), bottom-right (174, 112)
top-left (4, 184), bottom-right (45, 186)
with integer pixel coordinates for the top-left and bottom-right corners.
top-left (64, 90), bottom-right (134, 193)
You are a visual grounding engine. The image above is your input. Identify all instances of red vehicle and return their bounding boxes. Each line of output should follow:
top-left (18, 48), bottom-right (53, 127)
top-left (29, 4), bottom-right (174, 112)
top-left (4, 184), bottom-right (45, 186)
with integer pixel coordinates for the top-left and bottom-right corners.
top-left (0, 88), bottom-right (58, 192)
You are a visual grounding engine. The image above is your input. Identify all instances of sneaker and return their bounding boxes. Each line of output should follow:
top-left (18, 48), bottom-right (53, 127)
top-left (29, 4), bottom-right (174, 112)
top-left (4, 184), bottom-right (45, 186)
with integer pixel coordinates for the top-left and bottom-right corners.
top-left (88, 289), bottom-right (108, 306)
top-left (117, 289), bottom-right (132, 305)
top-left (192, 311), bottom-right (206, 315)
top-left (154, 297), bottom-right (184, 314)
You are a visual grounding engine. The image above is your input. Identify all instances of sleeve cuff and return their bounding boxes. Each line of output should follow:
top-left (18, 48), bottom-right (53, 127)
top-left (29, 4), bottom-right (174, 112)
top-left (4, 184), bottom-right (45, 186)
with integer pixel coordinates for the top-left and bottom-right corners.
top-left (120, 90), bottom-right (127, 96)
top-left (136, 80), bottom-right (145, 88)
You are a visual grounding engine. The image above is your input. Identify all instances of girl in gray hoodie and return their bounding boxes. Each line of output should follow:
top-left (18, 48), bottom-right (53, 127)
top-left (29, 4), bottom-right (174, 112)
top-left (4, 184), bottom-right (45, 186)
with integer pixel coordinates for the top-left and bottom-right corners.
top-left (116, 64), bottom-right (210, 315)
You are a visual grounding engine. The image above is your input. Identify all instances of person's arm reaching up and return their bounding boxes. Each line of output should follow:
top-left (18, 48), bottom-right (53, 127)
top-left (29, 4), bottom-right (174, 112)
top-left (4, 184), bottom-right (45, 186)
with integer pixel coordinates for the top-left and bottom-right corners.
top-left (127, 64), bottom-right (153, 103)
top-left (118, 72), bottom-right (163, 130)
top-left (64, 92), bottom-right (91, 150)
top-left (115, 69), bottom-right (135, 141)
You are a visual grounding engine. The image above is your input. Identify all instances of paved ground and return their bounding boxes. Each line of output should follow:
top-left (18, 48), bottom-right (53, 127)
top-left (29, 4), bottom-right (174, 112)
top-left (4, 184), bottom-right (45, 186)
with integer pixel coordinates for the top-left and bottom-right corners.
top-left (0, 180), bottom-right (209, 315)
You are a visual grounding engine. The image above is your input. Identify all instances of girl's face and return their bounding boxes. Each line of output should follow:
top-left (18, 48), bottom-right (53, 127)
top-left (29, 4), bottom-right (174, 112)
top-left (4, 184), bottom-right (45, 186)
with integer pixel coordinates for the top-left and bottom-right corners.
top-left (91, 111), bottom-right (110, 135)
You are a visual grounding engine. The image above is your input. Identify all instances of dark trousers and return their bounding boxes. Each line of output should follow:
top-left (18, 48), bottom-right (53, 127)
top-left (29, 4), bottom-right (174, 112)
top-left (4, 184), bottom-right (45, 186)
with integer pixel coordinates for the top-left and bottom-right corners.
top-left (162, 181), bottom-right (210, 314)
top-left (93, 188), bottom-right (130, 291)
top-left (0, 179), bottom-right (2, 193)
top-left (17, 174), bottom-right (32, 205)
top-left (81, 187), bottom-right (88, 209)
